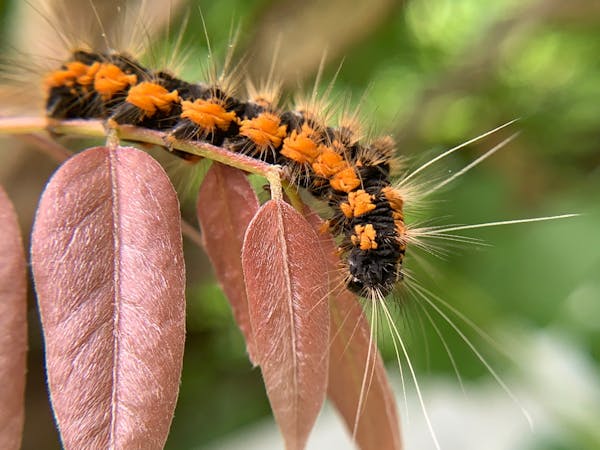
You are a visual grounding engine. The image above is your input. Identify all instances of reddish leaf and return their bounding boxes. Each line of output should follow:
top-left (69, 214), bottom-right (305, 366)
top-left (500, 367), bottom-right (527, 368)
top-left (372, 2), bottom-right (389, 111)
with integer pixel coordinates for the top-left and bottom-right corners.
top-left (197, 163), bottom-right (259, 363)
top-left (328, 291), bottom-right (403, 450)
top-left (31, 146), bottom-right (186, 449)
top-left (0, 186), bottom-right (27, 450)
top-left (242, 200), bottom-right (330, 450)
top-left (304, 209), bottom-right (403, 450)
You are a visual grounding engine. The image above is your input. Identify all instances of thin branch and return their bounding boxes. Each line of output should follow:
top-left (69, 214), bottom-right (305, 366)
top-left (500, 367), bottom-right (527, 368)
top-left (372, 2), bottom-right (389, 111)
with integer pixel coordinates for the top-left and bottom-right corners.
top-left (180, 219), bottom-right (204, 249)
top-left (0, 117), bottom-right (287, 191)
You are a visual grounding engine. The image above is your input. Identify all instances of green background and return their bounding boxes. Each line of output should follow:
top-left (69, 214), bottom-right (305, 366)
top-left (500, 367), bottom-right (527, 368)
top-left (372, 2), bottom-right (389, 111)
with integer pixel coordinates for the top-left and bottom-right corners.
top-left (1, 0), bottom-right (599, 448)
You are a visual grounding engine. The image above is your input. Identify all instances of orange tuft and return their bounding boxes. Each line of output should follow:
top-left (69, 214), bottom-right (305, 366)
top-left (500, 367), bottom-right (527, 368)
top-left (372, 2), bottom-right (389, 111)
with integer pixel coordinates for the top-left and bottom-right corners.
top-left (126, 82), bottom-right (179, 117)
top-left (45, 61), bottom-right (91, 90)
top-left (94, 63), bottom-right (137, 101)
top-left (76, 62), bottom-right (100, 86)
top-left (181, 99), bottom-right (238, 132)
top-left (239, 112), bottom-right (287, 148)
top-left (281, 124), bottom-right (322, 164)
top-left (351, 224), bottom-right (378, 250)
top-left (382, 187), bottom-right (404, 213)
top-left (319, 221), bottom-right (331, 234)
top-left (340, 202), bottom-right (353, 218)
top-left (395, 220), bottom-right (407, 240)
top-left (330, 167), bottom-right (361, 193)
top-left (311, 148), bottom-right (347, 178)
top-left (340, 190), bottom-right (376, 218)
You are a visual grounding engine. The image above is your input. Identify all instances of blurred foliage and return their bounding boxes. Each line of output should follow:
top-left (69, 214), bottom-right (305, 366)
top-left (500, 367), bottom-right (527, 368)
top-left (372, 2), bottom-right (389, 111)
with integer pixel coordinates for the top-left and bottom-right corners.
top-left (1, 0), bottom-right (599, 449)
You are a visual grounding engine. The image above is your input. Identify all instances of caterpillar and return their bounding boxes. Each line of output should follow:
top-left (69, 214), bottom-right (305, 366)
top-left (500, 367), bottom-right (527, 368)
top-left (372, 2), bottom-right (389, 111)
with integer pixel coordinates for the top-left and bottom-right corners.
top-left (44, 48), bottom-right (407, 299)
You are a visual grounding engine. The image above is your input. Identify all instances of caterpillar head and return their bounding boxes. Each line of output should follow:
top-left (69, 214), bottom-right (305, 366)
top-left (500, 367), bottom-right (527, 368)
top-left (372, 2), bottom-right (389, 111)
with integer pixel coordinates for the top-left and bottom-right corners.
top-left (346, 248), bottom-right (404, 297)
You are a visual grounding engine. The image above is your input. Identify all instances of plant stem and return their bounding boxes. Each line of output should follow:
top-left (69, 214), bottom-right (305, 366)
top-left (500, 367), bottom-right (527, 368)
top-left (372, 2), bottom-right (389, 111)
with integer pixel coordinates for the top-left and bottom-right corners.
top-left (0, 117), bottom-right (285, 187)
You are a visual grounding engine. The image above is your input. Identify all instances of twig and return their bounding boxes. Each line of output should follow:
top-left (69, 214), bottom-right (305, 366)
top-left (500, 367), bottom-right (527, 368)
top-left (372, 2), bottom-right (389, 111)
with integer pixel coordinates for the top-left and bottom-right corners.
top-left (0, 117), bottom-right (287, 192)
top-left (180, 219), bottom-right (204, 249)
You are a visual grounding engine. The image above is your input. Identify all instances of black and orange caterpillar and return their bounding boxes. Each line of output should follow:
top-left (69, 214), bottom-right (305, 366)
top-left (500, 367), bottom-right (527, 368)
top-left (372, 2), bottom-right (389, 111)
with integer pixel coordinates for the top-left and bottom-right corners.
top-left (45, 49), bottom-right (407, 297)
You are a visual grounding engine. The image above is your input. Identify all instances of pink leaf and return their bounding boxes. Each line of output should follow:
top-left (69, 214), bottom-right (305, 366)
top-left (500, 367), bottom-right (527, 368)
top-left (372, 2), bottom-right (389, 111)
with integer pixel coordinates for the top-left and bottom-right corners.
top-left (242, 200), bottom-right (330, 450)
top-left (197, 163), bottom-right (259, 363)
top-left (31, 146), bottom-right (186, 449)
top-left (303, 209), bottom-right (403, 450)
top-left (0, 186), bottom-right (27, 450)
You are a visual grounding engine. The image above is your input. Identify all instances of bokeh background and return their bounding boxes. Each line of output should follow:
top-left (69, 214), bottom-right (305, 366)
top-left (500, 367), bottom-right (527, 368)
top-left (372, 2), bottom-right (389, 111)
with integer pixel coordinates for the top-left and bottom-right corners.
top-left (1, 0), bottom-right (599, 449)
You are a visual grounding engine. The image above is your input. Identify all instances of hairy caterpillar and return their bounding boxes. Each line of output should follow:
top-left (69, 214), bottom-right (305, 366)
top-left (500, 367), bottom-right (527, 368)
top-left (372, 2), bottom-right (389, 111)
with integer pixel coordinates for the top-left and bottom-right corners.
top-left (43, 46), bottom-right (407, 298)
top-left (0, 1), bottom-right (586, 449)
